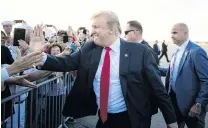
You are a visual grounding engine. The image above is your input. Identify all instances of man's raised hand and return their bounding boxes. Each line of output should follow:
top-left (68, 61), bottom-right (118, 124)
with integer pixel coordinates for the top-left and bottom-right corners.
top-left (29, 25), bottom-right (45, 52)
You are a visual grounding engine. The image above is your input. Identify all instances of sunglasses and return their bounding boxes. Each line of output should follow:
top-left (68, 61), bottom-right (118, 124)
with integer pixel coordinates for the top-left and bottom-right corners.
top-left (124, 30), bottom-right (138, 35)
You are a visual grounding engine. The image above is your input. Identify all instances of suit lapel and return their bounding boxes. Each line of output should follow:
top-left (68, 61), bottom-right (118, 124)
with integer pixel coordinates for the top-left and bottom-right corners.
top-left (119, 39), bottom-right (130, 98)
top-left (177, 41), bottom-right (192, 76)
top-left (88, 45), bottom-right (103, 88)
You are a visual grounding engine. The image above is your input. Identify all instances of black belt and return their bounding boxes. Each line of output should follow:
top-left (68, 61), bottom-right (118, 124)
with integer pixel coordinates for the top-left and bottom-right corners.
top-left (98, 110), bottom-right (128, 117)
top-left (14, 100), bottom-right (25, 104)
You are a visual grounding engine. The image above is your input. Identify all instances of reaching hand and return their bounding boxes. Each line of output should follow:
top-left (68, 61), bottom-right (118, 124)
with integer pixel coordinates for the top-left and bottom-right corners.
top-left (188, 104), bottom-right (201, 117)
top-left (12, 46), bottom-right (22, 59)
top-left (29, 25), bottom-right (45, 52)
top-left (63, 47), bottom-right (72, 55)
top-left (57, 47), bottom-right (72, 57)
top-left (18, 39), bottom-right (29, 51)
top-left (5, 75), bottom-right (37, 88)
top-left (6, 52), bottom-right (45, 76)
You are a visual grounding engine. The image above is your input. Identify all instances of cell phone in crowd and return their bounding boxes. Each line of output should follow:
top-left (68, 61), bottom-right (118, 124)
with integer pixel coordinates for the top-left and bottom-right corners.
top-left (14, 20), bottom-right (23, 23)
top-left (13, 28), bottom-right (26, 46)
top-left (63, 36), bottom-right (69, 43)
top-left (46, 24), bottom-right (53, 27)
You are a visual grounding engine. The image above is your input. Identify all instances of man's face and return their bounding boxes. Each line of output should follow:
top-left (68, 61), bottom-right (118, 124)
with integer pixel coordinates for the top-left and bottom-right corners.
top-left (3, 24), bottom-right (12, 34)
top-left (1, 32), bottom-right (7, 45)
top-left (78, 29), bottom-right (86, 41)
top-left (68, 32), bottom-right (73, 42)
top-left (91, 16), bottom-right (111, 47)
top-left (50, 46), bottom-right (61, 55)
top-left (57, 34), bottom-right (65, 43)
top-left (171, 25), bottom-right (187, 45)
top-left (124, 23), bottom-right (137, 42)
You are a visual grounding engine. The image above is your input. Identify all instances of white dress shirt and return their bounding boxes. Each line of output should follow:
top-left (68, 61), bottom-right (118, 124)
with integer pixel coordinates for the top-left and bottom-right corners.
top-left (1, 68), bottom-right (9, 81)
top-left (93, 37), bottom-right (127, 113)
top-left (171, 40), bottom-right (189, 91)
top-left (41, 38), bottom-right (127, 113)
top-left (8, 45), bottom-right (17, 61)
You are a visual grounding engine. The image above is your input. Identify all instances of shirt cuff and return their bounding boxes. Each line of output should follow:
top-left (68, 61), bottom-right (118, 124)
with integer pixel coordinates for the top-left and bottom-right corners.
top-left (37, 54), bottom-right (47, 69)
top-left (42, 54), bottom-right (47, 63)
top-left (1, 68), bottom-right (9, 81)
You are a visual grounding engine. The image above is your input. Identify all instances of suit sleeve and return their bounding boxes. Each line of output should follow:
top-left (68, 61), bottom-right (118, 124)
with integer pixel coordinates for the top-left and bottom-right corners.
top-left (41, 50), bottom-right (81, 72)
top-left (143, 48), bottom-right (177, 124)
top-left (193, 48), bottom-right (208, 107)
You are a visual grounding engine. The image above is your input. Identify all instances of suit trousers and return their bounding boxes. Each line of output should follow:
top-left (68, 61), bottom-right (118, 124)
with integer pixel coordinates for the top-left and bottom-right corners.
top-left (96, 110), bottom-right (132, 128)
top-left (169, 90), bottom-right (206, 128)
top-left (159, 52), bottom-right (169, 62)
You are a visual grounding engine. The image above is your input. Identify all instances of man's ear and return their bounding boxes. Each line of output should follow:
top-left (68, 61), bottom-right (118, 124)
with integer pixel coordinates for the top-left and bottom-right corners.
top-left (109, 27), bottom-right (116, 35)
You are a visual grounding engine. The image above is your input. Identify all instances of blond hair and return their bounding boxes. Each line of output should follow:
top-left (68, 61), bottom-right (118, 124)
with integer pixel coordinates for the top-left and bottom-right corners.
top-left (91, 11), bottom-right (122, 35)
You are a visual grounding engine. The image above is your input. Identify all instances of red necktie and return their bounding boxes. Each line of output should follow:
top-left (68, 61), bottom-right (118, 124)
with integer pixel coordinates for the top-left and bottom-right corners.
top-left (100, 47), bottom-right (111, 123)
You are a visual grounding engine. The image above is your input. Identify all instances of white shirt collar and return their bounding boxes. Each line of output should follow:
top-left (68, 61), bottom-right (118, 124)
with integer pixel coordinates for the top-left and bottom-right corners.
top-left (138, 39), bottom-right (143, 43)
top-left (108, 37), bottom-right (120, 53)
top-left (178, 40), bottom-right (189, 51)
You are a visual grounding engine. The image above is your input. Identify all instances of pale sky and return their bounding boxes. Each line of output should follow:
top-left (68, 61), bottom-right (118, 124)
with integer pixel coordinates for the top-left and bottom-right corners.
top-left (0, 0), bottom-right (207, 41)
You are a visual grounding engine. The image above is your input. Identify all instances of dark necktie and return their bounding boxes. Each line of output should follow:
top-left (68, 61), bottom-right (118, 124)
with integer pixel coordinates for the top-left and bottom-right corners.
top-left (100, 47), bottom-right (111, 123)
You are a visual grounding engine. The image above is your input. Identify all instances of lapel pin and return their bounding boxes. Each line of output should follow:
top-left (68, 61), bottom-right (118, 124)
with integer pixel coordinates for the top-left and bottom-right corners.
top-left (125, 54), bottom-right (128, 57)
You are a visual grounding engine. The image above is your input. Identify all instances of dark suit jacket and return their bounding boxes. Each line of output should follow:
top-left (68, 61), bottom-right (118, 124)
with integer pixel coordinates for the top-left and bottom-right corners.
top-left (140, 40), bottom-right (160, 114)
top-left (141, 40), bottom-right (159, 65)
top-left (153, 43), bottom-right (160, 55)
top-left (161, 42), bottom-right (168, 53)
top-left (1, 45), bottom-right (14, 65)
top-left (165, 41), bottom-right (208, 116)
top-left (41, 38), bottom-right (176, 127)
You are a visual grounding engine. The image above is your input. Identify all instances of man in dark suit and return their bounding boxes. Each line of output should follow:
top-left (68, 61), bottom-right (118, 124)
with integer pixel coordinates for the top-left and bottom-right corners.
top-left (124, 20), bottom-right (162, 117)
top-left (153, 40), bottom-right (160, 56)
top-left (165, 23), bottom-right (208, 128)
top-left (32, 11), bottom-right (177, 128)
top-left (124, 20), bottom-right (159, 65)
top-left (159, 40), bottom-right (170, 62)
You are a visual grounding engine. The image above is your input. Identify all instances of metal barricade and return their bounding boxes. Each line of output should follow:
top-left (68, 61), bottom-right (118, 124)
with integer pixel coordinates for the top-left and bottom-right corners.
top-left (1, 72), bottom-right (73, 128)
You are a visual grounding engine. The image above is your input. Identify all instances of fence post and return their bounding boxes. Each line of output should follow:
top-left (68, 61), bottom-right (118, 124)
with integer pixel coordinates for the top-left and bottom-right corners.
top-left (61, 72), bottom-right (70, 128)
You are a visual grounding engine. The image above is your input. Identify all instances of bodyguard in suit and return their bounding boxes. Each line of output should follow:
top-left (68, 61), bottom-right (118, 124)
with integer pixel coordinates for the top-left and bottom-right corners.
top-left (33, 11), bottom-right (177, 128)
top-left (124, 20), bottom-right (159, 65)
top-left (159, 40), bottom-right (170, 62)
top-left (166, 23), bottom-right (208, 128)
top-left (124, 20), bottom-right (161, 116)
top-left (153, 40), bottom-right (160, 56)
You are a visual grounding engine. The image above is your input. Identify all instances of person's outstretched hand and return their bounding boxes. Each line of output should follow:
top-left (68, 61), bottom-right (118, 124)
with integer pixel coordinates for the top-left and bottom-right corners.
top-left (5, 74), bottom-right (37, 88)
top-left (29, 25), bottom-right (45, 52)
